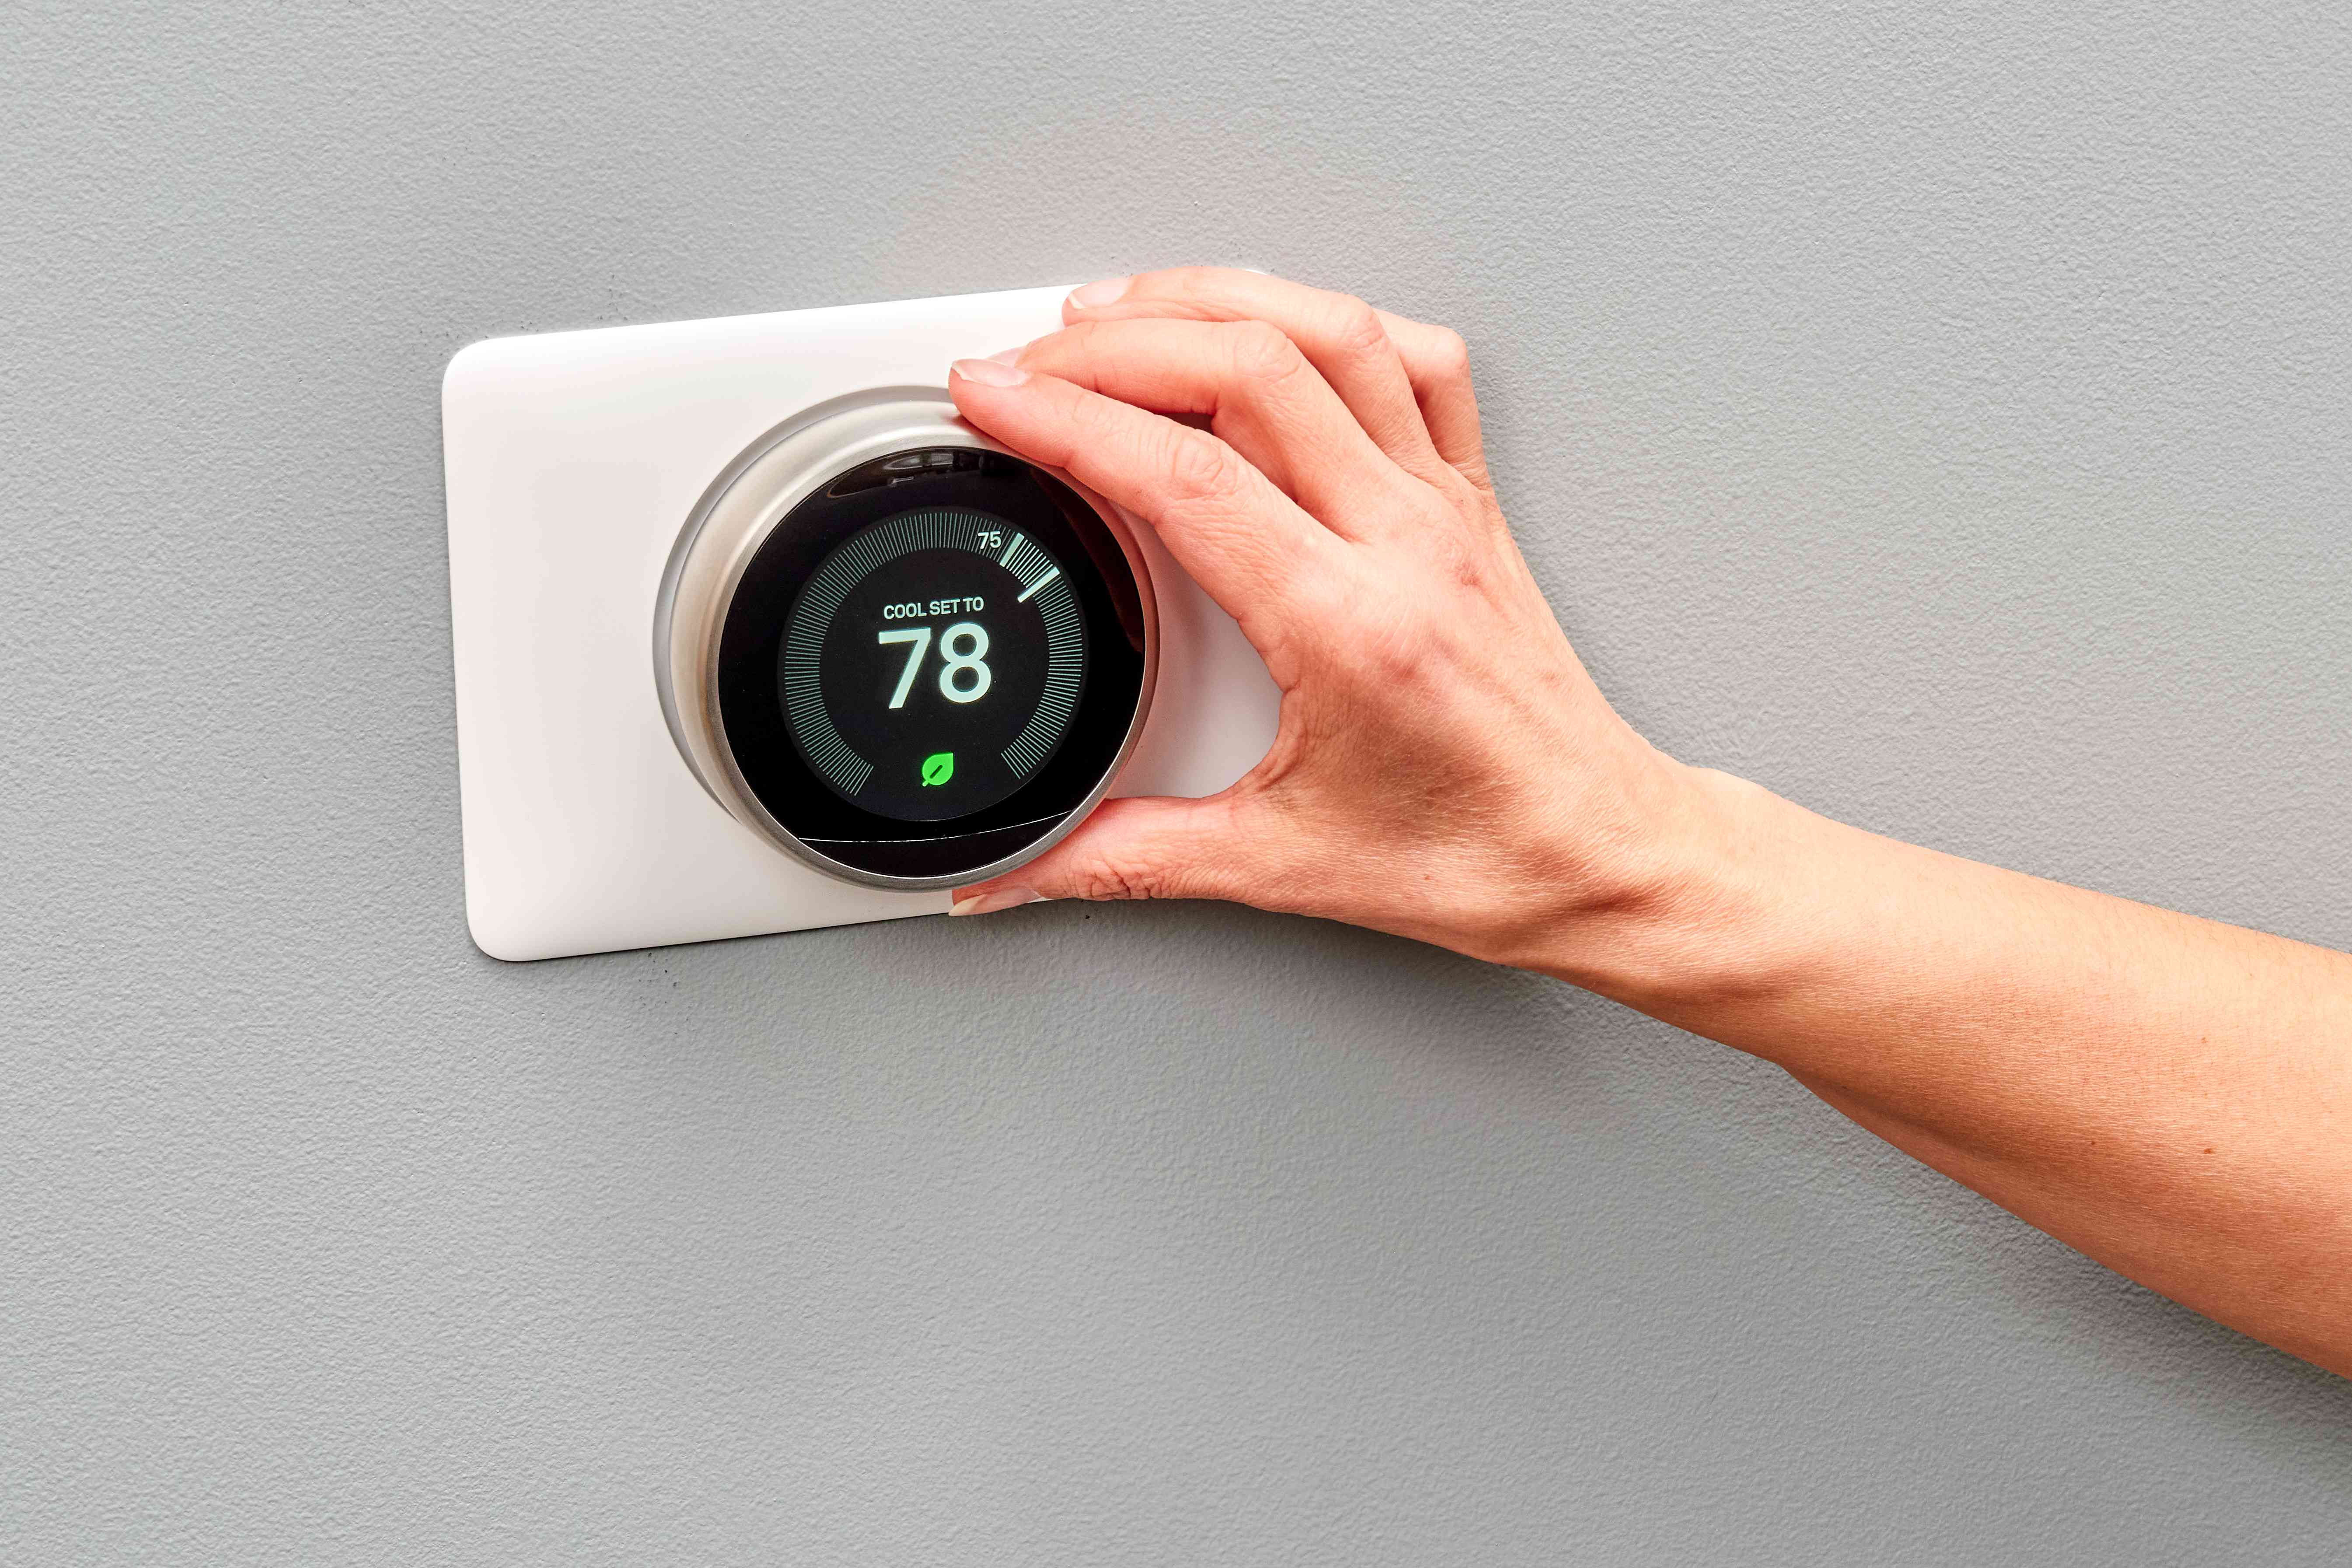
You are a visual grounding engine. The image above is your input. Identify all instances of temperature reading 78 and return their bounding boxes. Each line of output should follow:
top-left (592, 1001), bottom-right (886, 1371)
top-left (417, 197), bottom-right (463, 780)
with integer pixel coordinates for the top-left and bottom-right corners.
top-left (877, 622), bottom-right (992, 708)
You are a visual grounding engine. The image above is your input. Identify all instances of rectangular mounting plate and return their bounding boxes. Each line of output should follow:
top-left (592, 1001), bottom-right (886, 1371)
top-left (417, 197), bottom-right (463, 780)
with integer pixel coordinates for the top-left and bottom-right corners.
top-left (442, 285), bottom-right (1279, 961)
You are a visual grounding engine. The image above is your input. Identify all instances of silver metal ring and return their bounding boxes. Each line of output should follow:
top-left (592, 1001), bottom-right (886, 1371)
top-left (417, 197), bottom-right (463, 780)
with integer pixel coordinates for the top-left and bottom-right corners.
top-left (653, 387), bottom-right (1158, 890)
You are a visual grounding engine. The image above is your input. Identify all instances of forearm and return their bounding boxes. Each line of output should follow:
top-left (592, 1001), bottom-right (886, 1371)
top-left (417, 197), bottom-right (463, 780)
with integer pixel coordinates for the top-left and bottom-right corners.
top-left (1554, 765), bottom-right (2352, 1374)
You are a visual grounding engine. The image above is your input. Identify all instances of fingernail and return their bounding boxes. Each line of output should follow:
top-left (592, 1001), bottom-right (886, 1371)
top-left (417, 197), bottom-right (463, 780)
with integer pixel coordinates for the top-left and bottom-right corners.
top-left (984, 343), bottom-right (1027, 365)
top-left (951, 356), bottom-right (1029, 388)
top-left (949, 886), bottom-right (1044, 916)
top-left (1068, 276), bottom-right (1131, 309)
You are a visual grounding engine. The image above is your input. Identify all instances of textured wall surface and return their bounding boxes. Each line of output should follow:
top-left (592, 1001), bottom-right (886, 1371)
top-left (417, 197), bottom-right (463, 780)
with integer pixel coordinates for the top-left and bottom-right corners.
top-left (5, 2), bottom-right (2349, 1561)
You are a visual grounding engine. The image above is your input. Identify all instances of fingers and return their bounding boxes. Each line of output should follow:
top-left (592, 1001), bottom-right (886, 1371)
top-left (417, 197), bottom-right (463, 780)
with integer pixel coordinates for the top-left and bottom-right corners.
top-left (1065, 268), bottom-right (1441, 482)
top-left (1371, 307), bottom-right (1491, 491)
top-left (949, 358), bottom-right (1341, 636)
top-left (949, 794), bottom-right (1253, 911)
top-left (1008, 317), bottom-right (1418, 531)
top-left (1067, 267), bottom-right (1487, 489)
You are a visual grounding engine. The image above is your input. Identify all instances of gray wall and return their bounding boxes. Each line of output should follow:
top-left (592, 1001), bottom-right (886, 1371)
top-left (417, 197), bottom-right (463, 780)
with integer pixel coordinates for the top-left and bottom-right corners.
top-left (6, 2), bottom-right (2349, 1561)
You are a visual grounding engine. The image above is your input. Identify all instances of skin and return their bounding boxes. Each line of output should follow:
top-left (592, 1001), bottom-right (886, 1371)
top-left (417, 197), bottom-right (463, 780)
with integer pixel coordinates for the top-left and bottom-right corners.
top-left (942, 267), bottom-right (2352, 1379)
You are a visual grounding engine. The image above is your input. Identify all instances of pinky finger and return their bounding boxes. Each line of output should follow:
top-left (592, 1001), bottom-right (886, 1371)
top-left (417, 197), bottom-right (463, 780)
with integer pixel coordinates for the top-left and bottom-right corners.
top-left (1373, 309), bottom-right (1490, 490)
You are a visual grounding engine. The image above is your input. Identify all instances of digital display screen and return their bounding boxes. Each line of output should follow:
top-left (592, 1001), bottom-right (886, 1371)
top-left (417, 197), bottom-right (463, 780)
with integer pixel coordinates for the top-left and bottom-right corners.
top-left (779, 508), bottom-right (1088, 822)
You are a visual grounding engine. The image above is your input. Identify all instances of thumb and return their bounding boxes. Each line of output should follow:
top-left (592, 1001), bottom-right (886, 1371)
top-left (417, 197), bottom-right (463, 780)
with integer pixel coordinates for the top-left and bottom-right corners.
top-left (949, 794), bottom-right (1246, 915)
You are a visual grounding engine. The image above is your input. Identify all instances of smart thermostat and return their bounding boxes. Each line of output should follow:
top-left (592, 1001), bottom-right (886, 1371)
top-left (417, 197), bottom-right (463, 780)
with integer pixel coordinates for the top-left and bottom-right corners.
top-left (443, 286), bottom-right (1278, 960)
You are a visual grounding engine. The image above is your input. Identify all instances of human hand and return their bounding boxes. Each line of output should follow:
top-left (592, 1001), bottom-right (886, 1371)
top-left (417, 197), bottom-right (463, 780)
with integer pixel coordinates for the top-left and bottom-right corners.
top-left (945, 268), bottom-right (1703, 972)
top-left (953, 272), bottom-right (2352, 1385)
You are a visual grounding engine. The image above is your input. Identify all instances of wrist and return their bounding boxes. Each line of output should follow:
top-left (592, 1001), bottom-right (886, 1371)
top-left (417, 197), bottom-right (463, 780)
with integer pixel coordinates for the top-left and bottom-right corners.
top-left (1510, 758), bottom-right (1814, 1013)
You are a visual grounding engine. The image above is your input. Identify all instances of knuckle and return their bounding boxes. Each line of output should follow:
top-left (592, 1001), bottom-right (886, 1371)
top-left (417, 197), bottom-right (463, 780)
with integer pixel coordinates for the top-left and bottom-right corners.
top-left (1221, 318), bottom-right (1304, 386)
top-left (1068, 853), bottom-right (1168, 902)
top-left (1158, 427), bottom-right (1248, 510)
top-left (1420, 508), bottom-right (1486, 584)
top-left (1323, 297), bottom-right (1390, 360)
top-left (1424, 327), bottom-right (1473, 384)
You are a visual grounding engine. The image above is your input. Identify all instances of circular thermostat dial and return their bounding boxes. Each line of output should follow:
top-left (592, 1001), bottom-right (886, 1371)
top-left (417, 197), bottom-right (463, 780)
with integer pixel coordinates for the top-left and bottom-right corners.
top-left (655, 392), bottom-right (1155, 890)
top-left (783, 507), bottom-right (1087, 822)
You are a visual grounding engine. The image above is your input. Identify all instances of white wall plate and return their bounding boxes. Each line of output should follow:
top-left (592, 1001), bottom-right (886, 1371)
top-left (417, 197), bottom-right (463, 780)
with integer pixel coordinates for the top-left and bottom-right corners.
top-left (442, 285), bottom-right (1280, 961)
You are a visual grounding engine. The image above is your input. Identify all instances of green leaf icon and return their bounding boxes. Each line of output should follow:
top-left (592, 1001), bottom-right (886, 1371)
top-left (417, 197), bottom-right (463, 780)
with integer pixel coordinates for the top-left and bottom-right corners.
top-left (920, 752), bottom-right (955, 787)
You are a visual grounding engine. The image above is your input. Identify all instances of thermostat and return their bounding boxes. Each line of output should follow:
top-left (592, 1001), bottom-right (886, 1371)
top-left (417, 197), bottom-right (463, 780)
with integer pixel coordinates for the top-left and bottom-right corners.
top-left (656, 391), bottom-right (1155, 887)
top-left (443, 286), bottom-right (1278, 960)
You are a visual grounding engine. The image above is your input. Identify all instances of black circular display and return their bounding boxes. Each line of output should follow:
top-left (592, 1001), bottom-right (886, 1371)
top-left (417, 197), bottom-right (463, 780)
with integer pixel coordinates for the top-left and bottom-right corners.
top-left (785, 510), bottom-right (1086, 822)
top-left (715, 447), bottom-right (1147, 882)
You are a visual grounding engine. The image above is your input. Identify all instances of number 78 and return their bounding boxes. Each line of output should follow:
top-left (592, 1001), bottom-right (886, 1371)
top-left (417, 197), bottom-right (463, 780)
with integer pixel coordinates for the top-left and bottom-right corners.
top-left (877, 622), bottom-right (993, 708)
